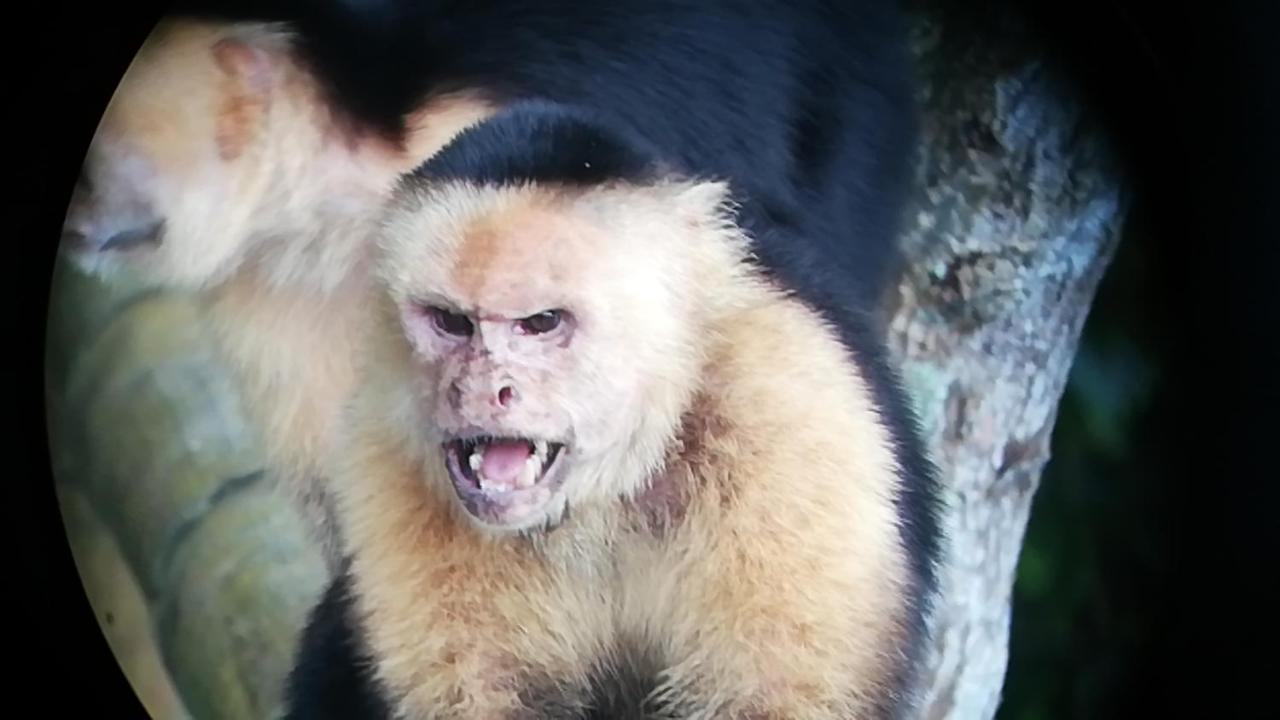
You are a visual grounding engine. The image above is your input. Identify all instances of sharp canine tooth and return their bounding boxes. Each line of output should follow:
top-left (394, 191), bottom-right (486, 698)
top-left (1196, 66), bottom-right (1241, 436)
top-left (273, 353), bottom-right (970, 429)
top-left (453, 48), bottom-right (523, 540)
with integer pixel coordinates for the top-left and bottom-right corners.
top-left (517, 455), bottom-right (539, 489)
top-left (534, 441), bottom-right (548, 461)
top-left (468, 452), bottom-right (482, 472)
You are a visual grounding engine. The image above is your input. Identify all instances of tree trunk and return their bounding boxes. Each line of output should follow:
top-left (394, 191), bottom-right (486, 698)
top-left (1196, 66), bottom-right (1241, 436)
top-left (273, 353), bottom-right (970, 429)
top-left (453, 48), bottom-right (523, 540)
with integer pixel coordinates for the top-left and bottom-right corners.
top-left (44, 4), bottom-right (1127, 719)
top-left (45, 260), bottom-right (329, 720)
top-left (894, 3), bottom-right (1128, 718)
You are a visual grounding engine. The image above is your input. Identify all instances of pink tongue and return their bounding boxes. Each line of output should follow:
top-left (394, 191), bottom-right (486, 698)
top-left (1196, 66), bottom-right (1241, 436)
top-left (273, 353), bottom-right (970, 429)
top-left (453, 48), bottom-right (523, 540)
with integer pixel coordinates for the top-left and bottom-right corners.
top-left (480, 440), bottom-right (533, 481)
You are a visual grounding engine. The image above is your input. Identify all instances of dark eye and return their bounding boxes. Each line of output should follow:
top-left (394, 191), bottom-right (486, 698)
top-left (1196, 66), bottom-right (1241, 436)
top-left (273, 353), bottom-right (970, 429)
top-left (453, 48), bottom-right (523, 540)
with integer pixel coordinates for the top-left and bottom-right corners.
top-left (519, 310), bottom-right (563, 335)
top-left (430, 307), bottom-right (474, 336)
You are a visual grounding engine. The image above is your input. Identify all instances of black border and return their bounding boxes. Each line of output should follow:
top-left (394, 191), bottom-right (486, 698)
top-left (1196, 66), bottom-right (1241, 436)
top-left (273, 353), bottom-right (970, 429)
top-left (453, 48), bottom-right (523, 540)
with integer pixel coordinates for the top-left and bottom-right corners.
top-left (18, 2), bottom-right (169, 716)
top-left (13, 1), bottom-right (1277, 718)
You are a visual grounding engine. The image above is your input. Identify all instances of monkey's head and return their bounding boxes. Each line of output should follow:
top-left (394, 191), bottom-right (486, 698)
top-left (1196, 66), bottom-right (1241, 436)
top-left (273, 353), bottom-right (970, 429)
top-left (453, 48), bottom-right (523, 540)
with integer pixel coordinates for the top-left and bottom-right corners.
top-left (60, 20), bottom-right (290, 287)
top-left (62, 17), bottom-right (421, 292)
top-left (372, 178), bottom-right (753, 534)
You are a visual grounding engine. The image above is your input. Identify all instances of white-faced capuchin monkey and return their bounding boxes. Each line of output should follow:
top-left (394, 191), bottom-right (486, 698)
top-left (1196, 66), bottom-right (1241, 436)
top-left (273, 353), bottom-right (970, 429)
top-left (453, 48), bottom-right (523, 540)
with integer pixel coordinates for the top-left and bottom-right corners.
top-left (283, 101), bottom-right (942, 719)
top-left (59, 0), bottom-right (921, 575)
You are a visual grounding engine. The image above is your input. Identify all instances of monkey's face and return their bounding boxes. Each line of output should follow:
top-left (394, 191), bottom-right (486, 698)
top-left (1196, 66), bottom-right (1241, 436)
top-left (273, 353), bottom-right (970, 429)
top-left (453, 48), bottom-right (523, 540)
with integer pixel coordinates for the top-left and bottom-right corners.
top-left (61, 21), bottom-right (278, 289)
top-left (379, 183), bottom-right (718, 533)
top-left (402, 299), bottom-right (581, 532)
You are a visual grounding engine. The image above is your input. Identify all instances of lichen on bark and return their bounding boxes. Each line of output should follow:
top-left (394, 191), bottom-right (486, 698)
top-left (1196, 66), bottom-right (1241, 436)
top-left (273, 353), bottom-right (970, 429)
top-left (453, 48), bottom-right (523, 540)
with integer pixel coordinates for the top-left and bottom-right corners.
top-left (892, 3), bottom-right (1129, 718)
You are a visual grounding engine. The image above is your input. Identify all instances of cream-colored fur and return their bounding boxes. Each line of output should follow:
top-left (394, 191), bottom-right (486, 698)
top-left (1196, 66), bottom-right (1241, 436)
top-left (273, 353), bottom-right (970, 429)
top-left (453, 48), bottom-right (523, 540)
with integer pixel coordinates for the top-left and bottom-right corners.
top-left (332, 181), bottom-right (915, 718)
top-left (62, 18), bottom-right (498, 567)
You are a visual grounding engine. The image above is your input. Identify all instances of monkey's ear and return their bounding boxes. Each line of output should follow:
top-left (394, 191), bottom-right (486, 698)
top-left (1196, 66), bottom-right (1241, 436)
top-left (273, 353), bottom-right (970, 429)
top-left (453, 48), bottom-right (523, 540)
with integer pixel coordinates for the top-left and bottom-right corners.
top-left (210, 38), bottom-right (278, 160)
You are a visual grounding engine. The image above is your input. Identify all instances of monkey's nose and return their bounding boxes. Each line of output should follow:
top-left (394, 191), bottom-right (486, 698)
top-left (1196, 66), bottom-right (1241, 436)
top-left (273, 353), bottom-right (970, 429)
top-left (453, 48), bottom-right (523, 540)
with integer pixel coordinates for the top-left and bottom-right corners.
top-left (447, 381), bottom-right (518, 414)
top-left (497, 385), bottom-right (517, 408)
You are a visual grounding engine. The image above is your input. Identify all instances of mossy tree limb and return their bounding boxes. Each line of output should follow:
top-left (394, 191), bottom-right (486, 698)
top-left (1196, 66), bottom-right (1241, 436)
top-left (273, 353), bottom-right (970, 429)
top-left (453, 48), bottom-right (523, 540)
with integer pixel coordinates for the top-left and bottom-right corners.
top-left (46, 261), bottom-right (328, 720)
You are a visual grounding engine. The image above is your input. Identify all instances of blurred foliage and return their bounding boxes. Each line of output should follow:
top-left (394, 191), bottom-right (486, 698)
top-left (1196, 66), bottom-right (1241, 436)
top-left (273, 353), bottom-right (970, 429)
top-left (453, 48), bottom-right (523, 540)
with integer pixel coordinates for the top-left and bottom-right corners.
top-left (998, 203), bottom-right (1176, 719)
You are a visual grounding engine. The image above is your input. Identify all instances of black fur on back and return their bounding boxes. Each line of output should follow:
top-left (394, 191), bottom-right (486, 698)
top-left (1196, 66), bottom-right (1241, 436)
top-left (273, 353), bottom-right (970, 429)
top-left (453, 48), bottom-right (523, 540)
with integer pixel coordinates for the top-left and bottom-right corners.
top-left (165, 0), bottom-right (918, 310)
top-left (414, 100), bottom-right (671, 190)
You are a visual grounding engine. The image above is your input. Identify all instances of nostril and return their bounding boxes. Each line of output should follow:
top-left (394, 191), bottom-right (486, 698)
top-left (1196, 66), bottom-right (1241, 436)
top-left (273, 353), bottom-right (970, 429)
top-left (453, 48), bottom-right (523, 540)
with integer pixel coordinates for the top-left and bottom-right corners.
top-left (497, 386), bottom-right (516, 408)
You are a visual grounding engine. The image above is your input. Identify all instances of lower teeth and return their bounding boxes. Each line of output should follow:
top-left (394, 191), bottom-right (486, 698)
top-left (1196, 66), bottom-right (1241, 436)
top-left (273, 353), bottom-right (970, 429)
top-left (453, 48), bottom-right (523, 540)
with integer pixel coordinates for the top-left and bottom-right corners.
top-left (465, 446), bottom-right (545, 492)
top-left (516, 456), bottom-right (540, 489)
top-left (455, 440), bottom-right (555, 489)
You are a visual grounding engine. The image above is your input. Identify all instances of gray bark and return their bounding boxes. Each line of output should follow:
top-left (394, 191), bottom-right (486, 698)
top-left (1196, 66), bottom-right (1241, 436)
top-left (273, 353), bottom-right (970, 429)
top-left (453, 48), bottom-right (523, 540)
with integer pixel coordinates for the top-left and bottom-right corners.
top-left (43, 4), bottom-right (1128, 719)
top-left (893, 4), bottom-right (1128, 718)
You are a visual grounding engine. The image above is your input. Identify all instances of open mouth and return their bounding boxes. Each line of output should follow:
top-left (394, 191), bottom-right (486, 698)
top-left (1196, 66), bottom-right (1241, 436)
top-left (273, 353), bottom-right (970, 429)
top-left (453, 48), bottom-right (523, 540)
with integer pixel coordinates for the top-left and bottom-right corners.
top-left (443, 435), bottom-right (568, 525)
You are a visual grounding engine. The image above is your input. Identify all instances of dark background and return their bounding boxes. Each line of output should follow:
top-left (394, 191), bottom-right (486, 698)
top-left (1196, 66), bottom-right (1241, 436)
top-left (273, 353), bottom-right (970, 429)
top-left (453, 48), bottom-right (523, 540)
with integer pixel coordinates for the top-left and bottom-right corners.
top-left (1000, 176), bottom-right (1179, 719)
top-left (11, 1), bottom-right (1278, 718)
top-left (991, 1), bottom-right (1278, 717)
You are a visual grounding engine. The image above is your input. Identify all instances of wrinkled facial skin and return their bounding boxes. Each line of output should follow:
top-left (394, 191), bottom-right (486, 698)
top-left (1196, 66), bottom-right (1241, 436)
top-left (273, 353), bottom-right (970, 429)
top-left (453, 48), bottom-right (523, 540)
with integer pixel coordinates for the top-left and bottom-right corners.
top-left (400, 301), bottom-right (585, 531)
top-left (60, 22), bottom-right (276, 289)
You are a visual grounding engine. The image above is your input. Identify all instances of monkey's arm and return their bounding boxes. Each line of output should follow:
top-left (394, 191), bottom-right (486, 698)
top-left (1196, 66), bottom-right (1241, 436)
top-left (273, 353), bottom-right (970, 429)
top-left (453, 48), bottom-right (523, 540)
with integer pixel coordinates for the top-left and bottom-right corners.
top-left (283, 571), bottom-right (392, 720)
top-left (645, 299), bottom-right (922, 720)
